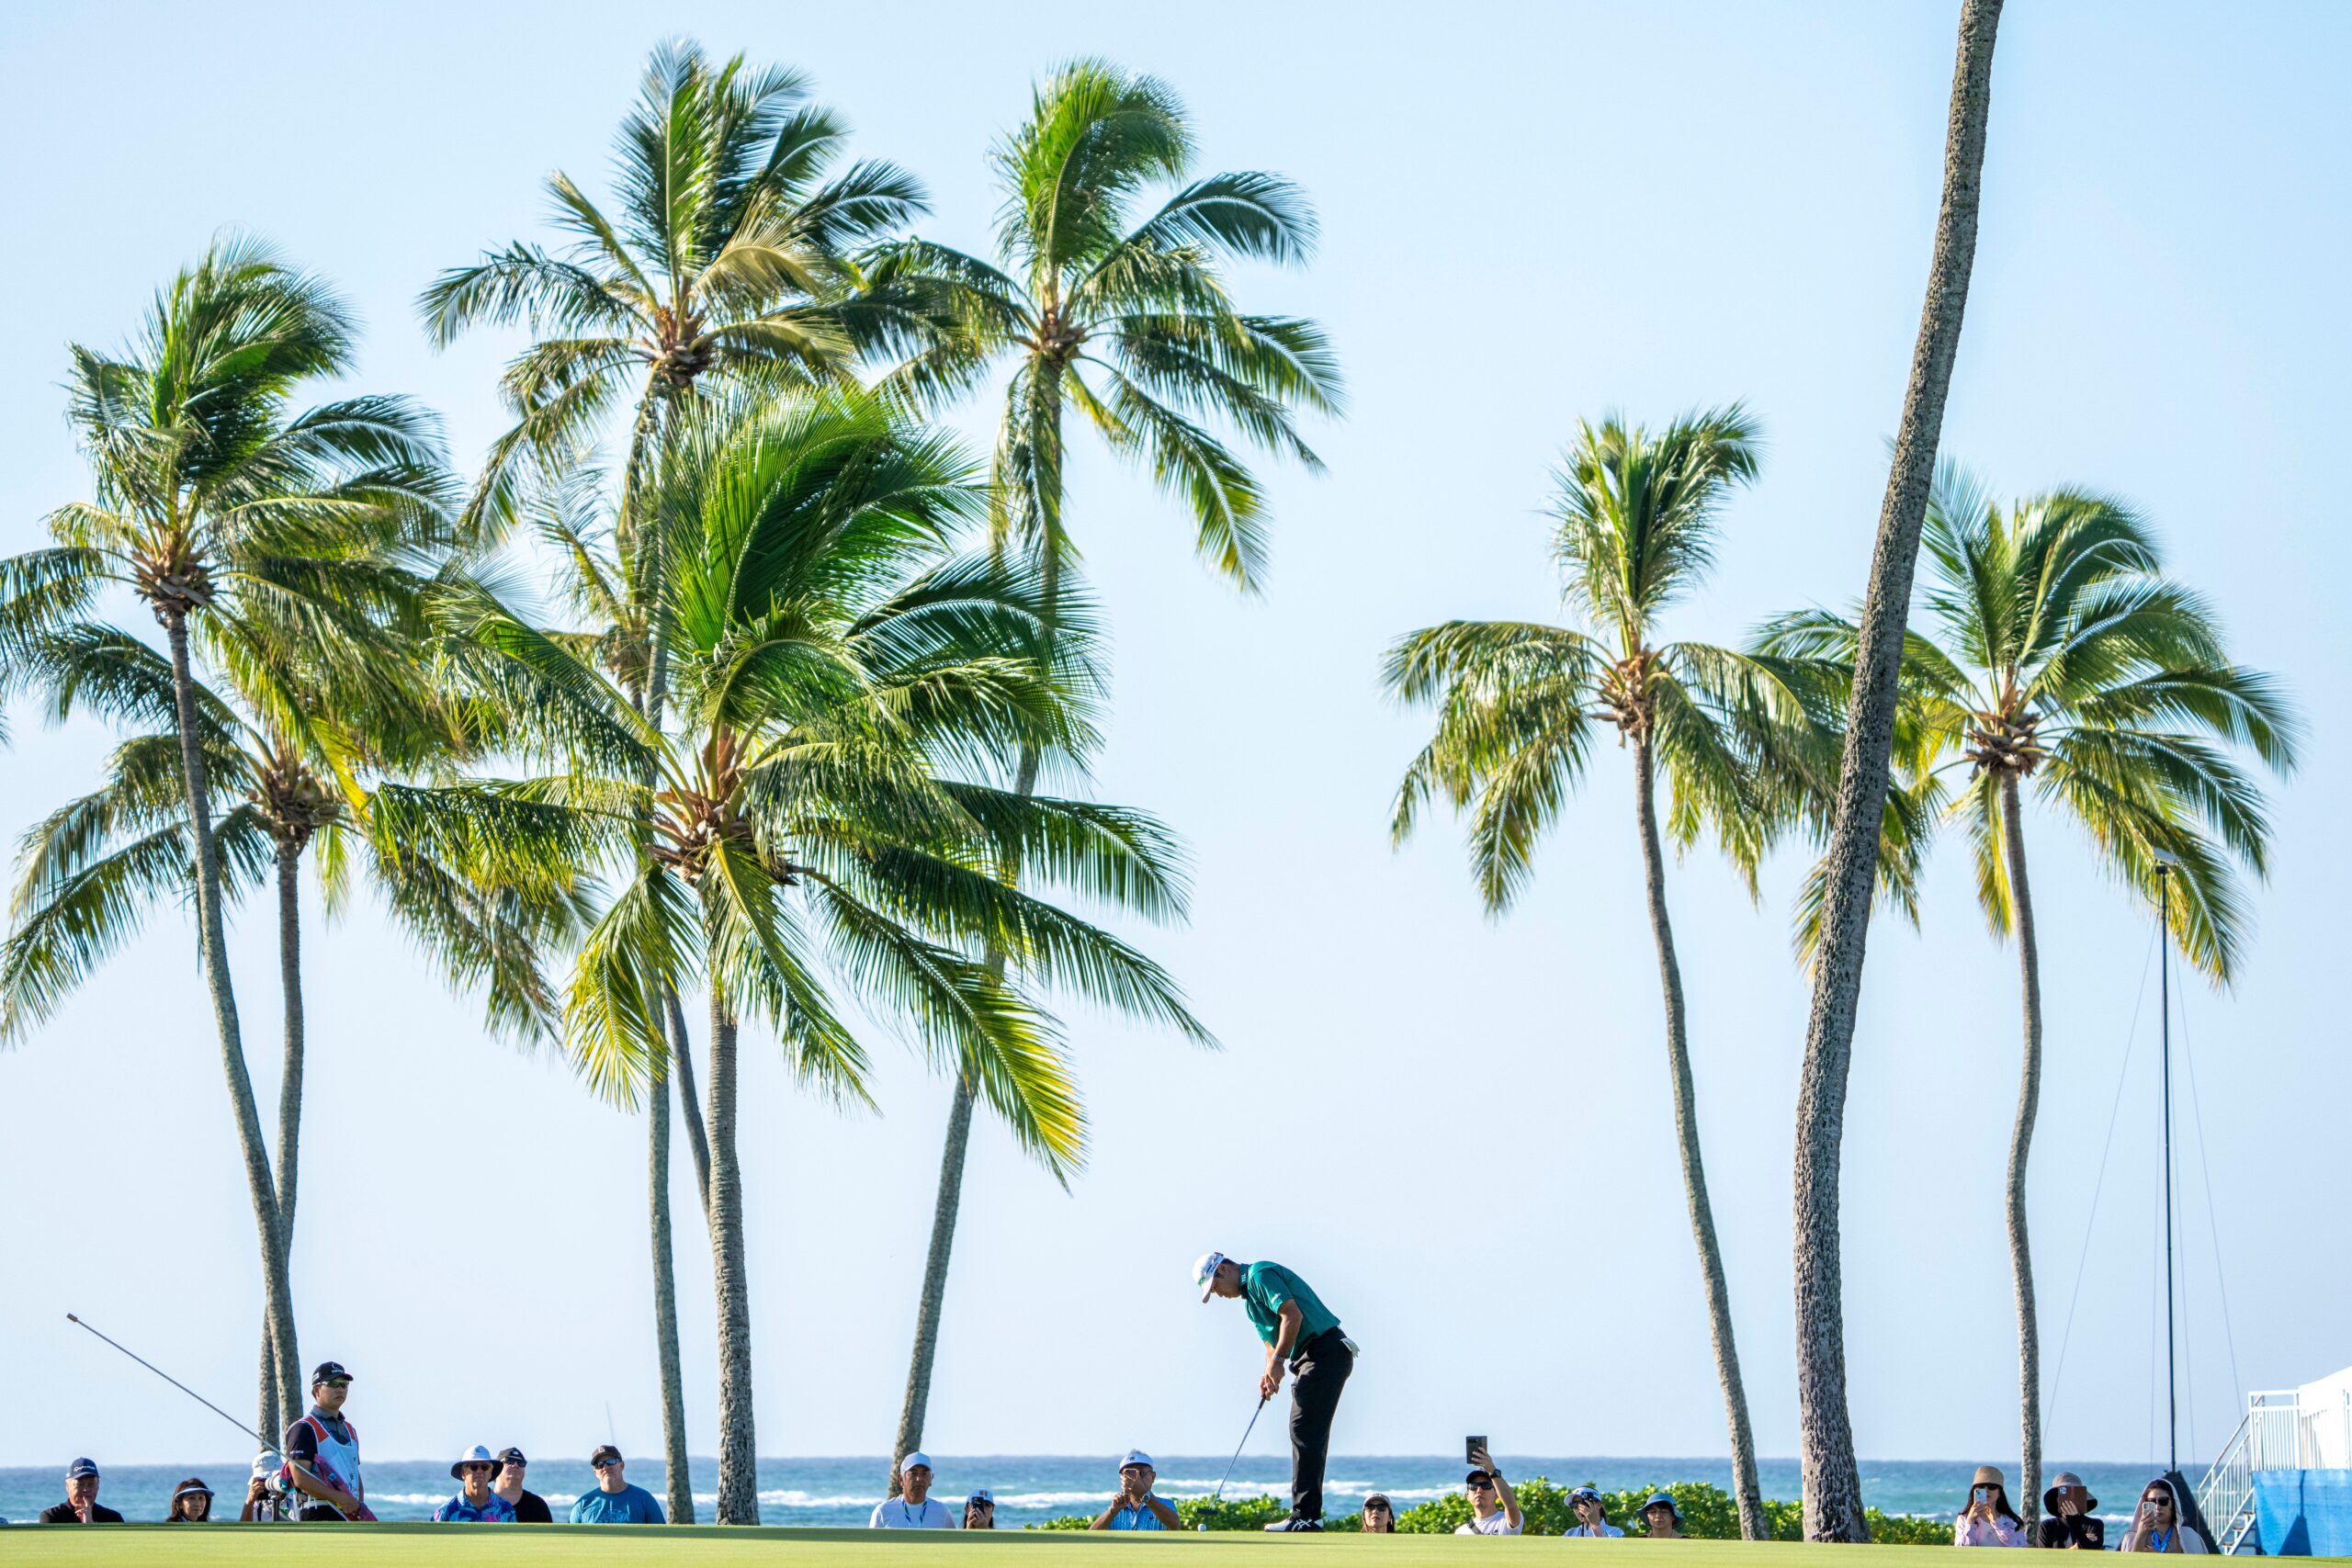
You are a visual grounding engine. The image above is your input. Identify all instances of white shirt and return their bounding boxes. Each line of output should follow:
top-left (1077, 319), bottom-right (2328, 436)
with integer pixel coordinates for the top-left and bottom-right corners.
top-left (1566, 1522), bottom-right (1625, 1538)
top-left (1457, 1510), bottom-right (1521, 1535)
top-left (869, 1495), bottom-right (956, 1529)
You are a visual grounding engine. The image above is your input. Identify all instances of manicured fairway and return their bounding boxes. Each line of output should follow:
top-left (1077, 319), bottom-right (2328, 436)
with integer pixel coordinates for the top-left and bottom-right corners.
top-left (0, 1524), bottom-right (2143, 1568)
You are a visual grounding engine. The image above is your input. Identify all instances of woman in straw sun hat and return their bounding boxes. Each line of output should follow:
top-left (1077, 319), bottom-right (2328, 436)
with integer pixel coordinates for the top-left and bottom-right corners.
top-left (1954, 1464), bottom-right (2029, 1547)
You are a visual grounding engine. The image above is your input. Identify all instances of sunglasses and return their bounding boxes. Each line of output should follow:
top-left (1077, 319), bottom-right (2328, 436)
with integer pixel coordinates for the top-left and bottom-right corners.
top-left (462, 1464), bottom-right (497, 1475)
top-left (594, 1460), bottom-right (621, 1470)
top-left (1467, 1480), bottom-right (1496, 1492)
top-left (322, 1380), bottom-right (351, 1390)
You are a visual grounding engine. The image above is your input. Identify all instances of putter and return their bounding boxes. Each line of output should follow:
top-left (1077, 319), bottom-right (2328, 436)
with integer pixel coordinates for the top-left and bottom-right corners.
top-left (1213, 1394), bottom-right (1270, 1503)
top-left (67, 1313), bottom-right (268, 1448)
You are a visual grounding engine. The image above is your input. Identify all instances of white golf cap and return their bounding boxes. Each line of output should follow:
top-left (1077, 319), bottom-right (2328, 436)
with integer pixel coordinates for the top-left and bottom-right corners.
top-left (900, 1451), bottom-right (933, 1473)
top-left (1193, 1251), bottom-right (1227, 1302)
top-left (1120, 1450), bottom-right (1155, 1471)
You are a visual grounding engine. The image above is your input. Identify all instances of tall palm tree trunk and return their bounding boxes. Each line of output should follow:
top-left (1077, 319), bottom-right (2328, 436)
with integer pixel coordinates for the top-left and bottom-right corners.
top-left (666, 988), bottom-right (713, 1209)
top-left (164, 608), bottom-right (301, 1438)
top-left (890, 377), bottom-right (1069, 1492)
top-left (649, 1061), bottom-right (696, 1522)
top-left (1633, 740), bottom-right (1766, 1540)
top-left (706, 982), bottom-right (759, 1524)
top-left (1998, 774), bottom-right (2043, 1530)
top-left (258, 842), bottom-right (309, 1438)
top-left (1792, 0), bottom-right (2003, 1540)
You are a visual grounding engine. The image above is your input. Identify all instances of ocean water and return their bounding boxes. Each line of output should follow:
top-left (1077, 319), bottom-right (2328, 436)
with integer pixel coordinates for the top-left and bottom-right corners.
top-left (0, 1454), bottom-right (2179, 1528)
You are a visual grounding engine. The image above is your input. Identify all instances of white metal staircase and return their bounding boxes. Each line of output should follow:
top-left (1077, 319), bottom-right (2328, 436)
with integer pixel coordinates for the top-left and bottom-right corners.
top-left (2197, 1385), bottom-right (2352, 1554)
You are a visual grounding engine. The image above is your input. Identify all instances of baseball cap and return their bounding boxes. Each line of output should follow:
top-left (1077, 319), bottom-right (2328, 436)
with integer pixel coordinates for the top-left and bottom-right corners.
top-left (967, 1489), bottom-right (995, 1507)
top-left (497, 1447), bottom-right (527, 1467)
top-left (900, 1451), bottom-right (933, 1474)
top-left (1120, 1450), bottom-right (1154, 1471)
top-left (1193, 1251), bottom-right (1227, 1302)
top-left (311, 1361), bottom-right (352, 1385)
top-left (1568, 1486), bottom-right (1601, 1504)
top-left (254, 1451), bottom-right (283, 1483)
top-left (66, 1458), bottom-right (100, 1480)
top-left (591, 1445), bottom-right (623, 1467)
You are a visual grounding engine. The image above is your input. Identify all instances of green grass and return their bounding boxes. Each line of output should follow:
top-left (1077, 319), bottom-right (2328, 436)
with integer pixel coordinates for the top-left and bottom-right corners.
top-left (0, 1524), bottom-right (2033, 1568)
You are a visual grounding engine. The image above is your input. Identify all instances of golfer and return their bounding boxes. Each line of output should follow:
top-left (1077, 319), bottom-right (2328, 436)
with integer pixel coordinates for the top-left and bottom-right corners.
top-left (1194, 1250), bottom-right (1354, 1531)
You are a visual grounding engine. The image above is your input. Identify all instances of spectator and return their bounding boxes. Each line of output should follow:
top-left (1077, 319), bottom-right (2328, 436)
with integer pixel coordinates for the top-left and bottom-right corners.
top-left (2040, 1472), bottom-right (2105, 1550)
top-left (282, 1360), bottom-right (370, 1520)
top-left (240, 1453), bottom-right (288, 1523)
top-left (36, 1459), bottom-right (123, 1524)
top-left (434, 1445), bottom-right (517, 1523)
top-left (1954, 1465), bottom-right (2029, 1547)
top-left (1566, 1485), bottom-right (1624, 1538)
top-left (1638, 1492), bottom-right (1685, 1540)
top-left (2120, 1478), bottom-right (2208, 1553)
top-left (1092, 1450), bottom-right (1181, 1530)
top-left (1455, 1447), bottom-right (1523, 1536)
top-left (1361, 1493), bottom-right (1396, 1533)
top-left (164, 1479), bottom-right (215, 1523)
top-left (570, 1445), bottom-right (665, 1524)
top-left (492, 1447), bottom-right (552, 1523)
top-left (869, 1452), bottom-right (955, 1528)
top-left (964, 1489), bottom-right (996, 1529)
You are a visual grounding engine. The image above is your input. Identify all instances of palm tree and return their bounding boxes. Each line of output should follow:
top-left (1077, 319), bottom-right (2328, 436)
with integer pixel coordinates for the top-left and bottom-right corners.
top-left (870, 59), bottom-right (1340, 1483)
top-left (0, 236), bottom-right (452, 1435)
top-left (1384, 409), bottom-right (1785, 1540)
top-left (438, 389), bottom-right (1203, 1524)
top-left (1760, 468), bottom-right (2297, 1533)
top-left (420, 39), bottom-right (932, 540)
top-left (1790, 0), bottom-right (2005, 1538)
top-left (422, 44), bottom-right (934, 1505)
top-left (0, 630), bottom-right (573, 1431)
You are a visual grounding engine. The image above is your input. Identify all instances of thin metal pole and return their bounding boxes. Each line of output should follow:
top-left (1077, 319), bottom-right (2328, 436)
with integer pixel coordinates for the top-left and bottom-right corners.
top-left (66, 1313), bottom-right (267, 1448)
top-left (2159, 865), bottom-right (2177, 1472)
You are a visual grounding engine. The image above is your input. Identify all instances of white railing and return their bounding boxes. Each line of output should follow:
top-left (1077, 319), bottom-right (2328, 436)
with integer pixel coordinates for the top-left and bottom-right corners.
top-left (2197, 1410), bottom-right (2259, 1555)
top-left (2198, 1386), bottom-right (2352, 1554)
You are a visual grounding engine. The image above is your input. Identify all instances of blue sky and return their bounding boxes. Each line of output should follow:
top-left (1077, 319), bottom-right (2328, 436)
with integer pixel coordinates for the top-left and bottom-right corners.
top-left (3, 1), bottom-right (2346, 1473)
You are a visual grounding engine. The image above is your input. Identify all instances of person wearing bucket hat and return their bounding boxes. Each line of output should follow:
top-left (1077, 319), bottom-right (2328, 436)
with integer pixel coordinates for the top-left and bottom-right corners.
top-left (1954, 1464), bottom-right (2029, 1546)
top-left (37, 1459), bottom-right (123, 1523)
top-left (1637, 1492), bottom-right (1685, 1539)
top-left (1566, 1485), bottom-right (1624, 1538)
top-left (868, 1452), bottom-right (955, 1528)
top-left (2039, 1472), bottom-right (2105, 1550)
top-left (433, 1446), bottom-right (517, 1523)
top-left (1194, 1251), bottom-right (1356, 1531)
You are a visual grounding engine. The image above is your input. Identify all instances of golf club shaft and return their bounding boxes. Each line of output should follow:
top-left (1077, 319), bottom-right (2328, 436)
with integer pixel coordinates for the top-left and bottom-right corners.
top-left (1214, 1395), bottom-right (1270, 1501)
top-left (67, 1313), bottom-right (268, 1449)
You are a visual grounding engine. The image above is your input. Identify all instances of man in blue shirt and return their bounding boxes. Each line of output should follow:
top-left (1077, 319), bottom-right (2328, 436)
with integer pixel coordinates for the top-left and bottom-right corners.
top-left (1090, 1451), bottom-right (1180, 1530)
top-left (1195, 1251), bottom-right (1354, 1531)
top-left (569, 1446), bottom-right (666, 1524)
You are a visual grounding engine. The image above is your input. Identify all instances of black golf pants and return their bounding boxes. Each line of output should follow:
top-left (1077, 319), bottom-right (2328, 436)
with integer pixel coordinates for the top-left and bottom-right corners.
top-left (1287, 1328), bottom-right (1353, 1522)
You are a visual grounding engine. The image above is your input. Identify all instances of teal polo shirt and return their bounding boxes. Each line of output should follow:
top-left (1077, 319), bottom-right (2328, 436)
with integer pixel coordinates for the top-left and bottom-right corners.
top-left (1241, 1261), bottom-right (1340, 1353)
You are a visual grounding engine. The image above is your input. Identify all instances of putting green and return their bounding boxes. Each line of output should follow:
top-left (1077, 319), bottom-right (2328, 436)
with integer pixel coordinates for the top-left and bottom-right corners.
top-left (0, 1523), bottom-right (2041, 1568)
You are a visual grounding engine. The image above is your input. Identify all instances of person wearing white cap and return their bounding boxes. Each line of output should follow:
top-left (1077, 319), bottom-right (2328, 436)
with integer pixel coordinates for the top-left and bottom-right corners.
top-left (433, 1445), bottom-right (517, 1523)
top-left (868, 1452), bottom-right (956, 1528)
top-left (1194, 1250), bottom-right (1354, 1531)
top-left (963, 1488), bottom-right (997, 1529)
top-left (1091, 1451), bottom-right (1181, 1530)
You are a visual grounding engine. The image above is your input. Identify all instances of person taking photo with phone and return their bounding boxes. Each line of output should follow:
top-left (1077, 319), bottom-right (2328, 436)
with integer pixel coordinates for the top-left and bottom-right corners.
top-left (2120, 1478), bottom-right (2208, 1553)
top-left (1454, 1446), bottom-right (1523, 1535)
top-left (2040, 1473), bottom-right (2106, 1550)
top-left (1566, 1485), bottom-right (1624, 1538)
top-left (1195, 1251), bottom-right (1356, 1532)
top-left (1091, 1451), bottom-right (1181, 1530)
top-left (1954, 1464), bottom-right (2029, 1546)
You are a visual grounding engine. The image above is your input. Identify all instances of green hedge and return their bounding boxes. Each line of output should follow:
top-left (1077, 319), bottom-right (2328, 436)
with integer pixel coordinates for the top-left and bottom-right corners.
top-left (1034, 1479), bottom-right (1947, 1542)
